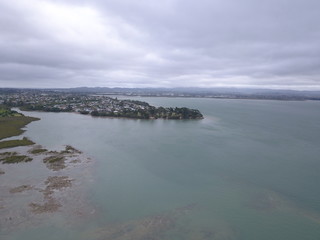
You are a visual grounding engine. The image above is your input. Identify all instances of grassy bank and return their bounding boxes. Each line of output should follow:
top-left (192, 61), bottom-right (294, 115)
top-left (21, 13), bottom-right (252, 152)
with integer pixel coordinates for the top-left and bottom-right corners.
top-left (0, 114), bottom-right (39, 140)
top-left (0, 105), bottom-right (23, 117)
top-left (0, 116), bottom-right (39, 140)
top-left (0, 152), bottom-right (33, 164)
top-left (0, 152), bottom-right (32, 164)
top-left (29, 148), bottom-right (48, 154)
top-left (0, 137), bottom-right (35, 149)
top-left (0, 106), bottom-right (39, 150)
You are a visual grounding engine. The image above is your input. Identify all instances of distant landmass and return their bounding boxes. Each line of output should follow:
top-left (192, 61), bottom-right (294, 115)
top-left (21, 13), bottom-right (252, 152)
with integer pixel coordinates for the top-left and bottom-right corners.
top-left (1, 87), bottom-right (320, 101)
top-left (1, 90), bottom-right (203, 120)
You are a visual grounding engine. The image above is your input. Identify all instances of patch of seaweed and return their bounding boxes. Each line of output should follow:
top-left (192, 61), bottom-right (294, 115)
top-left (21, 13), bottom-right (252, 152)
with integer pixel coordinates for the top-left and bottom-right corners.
top-left (43, 155), bottom-right (66, 171)
top-left (29, 200), bottom-right (62, 214)
top-left (29, 176), bottom-right (73, 214)
top-left (0, 152), bottom-right (32, 164)
top-left (10, 185), bottom-right (33, 193)
top-left (44, 176), bottom-right (73, 193)
top-left (28, 147), bottom-right (48, 154)
top-left (62, 145), bottom-right (82, 154)
top-left (42, 145), bottom-right (83, 171)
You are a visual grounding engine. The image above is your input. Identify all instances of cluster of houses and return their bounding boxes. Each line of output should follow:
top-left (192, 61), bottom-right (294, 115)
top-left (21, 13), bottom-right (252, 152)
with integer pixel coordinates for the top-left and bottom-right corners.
top-left (1, 92), bottom-right (148, 114)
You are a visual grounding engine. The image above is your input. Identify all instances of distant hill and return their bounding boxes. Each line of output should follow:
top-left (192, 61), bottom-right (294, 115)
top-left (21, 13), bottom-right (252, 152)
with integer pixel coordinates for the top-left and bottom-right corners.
top-left (1, 87), bottom-right (320, 100)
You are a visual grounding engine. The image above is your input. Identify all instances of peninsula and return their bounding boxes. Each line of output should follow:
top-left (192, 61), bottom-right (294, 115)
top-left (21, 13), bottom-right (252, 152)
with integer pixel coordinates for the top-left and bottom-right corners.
top-left (1, 90), bottom-right (203, 120)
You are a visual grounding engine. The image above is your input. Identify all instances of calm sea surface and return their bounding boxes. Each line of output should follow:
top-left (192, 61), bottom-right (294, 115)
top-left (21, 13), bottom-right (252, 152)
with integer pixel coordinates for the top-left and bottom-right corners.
top-left (3, 97), bottom-right (320, 240)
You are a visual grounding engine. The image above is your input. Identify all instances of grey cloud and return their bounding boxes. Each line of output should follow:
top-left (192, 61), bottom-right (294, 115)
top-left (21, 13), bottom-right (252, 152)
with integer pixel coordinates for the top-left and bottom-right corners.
top-left (0, 0), bottom-right (320, 89)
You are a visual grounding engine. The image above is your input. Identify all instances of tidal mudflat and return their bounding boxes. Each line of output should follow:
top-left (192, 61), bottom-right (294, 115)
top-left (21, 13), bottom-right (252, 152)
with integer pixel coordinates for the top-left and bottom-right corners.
top-left (0, 140), bottom-right (94, 236)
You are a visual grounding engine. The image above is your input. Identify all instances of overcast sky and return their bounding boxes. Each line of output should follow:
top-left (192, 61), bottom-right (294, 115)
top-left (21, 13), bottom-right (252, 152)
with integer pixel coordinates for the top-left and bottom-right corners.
top-left (0, 0), bottom-right (319, 90)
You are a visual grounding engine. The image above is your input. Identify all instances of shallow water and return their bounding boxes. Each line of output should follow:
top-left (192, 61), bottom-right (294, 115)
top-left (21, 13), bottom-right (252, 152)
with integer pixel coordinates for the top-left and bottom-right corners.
top-left (2, 98), bottom-right (320, 240)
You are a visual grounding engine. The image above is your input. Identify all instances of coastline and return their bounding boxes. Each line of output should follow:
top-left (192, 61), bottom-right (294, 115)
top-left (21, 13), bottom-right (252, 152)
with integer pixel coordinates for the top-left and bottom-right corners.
top-left (4, 92), bottom-right (204, 120)
top-left (0, 113), bottom-right (95, 234)
top-left (0, 116), bottom-right (39, 141)
top-left (19, 109), bottom-right (204, 120)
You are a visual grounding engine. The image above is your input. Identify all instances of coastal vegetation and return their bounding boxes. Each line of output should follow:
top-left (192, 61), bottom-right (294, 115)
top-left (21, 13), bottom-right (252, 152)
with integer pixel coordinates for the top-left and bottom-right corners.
top-left (0, 106), bottom-right (38, 154)
top-left (0, 105), bottom-right (23, 117)
top-left (43, 155), bottom-right (66, 171)
top-left (0, 103), bottom-right (92, 228)
top-left (0, 152), bottom-right (32, 164)
top-left (29, 148), bottom-right (48, 154)
top-left (0, 106), bottom-right (39, 140)
top-left (0, 137), bottom-right (35, 149)
top-left (42, 145), bottom-right (83, 171)
top-left (44, 156), bottom-right (65, 164)
top-left (62, 145), bottom-right (82, 154)
top-left (90, 106), bottom-right (203, 119)
top-left (0, 116), bottom-right (39, 140)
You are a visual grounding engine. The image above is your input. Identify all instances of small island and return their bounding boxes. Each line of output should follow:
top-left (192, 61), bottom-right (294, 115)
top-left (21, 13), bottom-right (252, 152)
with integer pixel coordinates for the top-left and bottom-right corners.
top-left (2, 91), bottom-right (203, 120)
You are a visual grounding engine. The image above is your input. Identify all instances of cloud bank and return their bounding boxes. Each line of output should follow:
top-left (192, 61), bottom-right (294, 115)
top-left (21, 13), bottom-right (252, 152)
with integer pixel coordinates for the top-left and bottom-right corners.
top-left (0, 0), bottom-right (320, 89)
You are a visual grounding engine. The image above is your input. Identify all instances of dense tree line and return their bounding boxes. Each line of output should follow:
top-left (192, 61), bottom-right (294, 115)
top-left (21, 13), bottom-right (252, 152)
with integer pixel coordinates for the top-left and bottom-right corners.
top-left (90, 106), bottom-right (203, 119)
top-left (0, 106), bottom-right (22, 117)
top-left (19, 105), bottom-right (73, 112)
